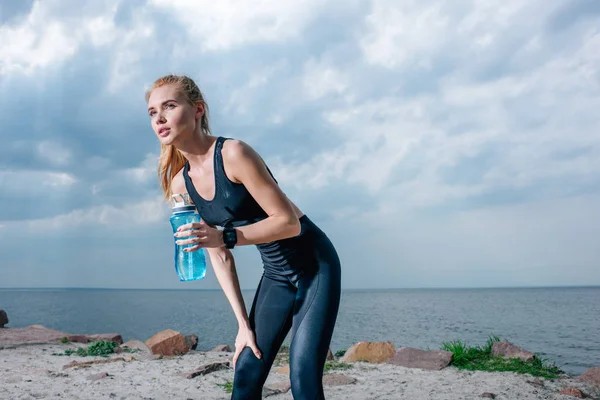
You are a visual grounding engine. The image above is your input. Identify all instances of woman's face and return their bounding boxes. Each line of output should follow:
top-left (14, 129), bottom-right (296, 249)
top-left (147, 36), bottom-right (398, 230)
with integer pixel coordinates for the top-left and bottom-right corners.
top-left (147, 84), bottom-right (202, 145)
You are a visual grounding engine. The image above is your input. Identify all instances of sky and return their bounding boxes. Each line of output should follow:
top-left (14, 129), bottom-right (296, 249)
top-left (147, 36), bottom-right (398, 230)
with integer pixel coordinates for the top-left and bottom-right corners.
top-left (0, 0), bottom-right (599, 290)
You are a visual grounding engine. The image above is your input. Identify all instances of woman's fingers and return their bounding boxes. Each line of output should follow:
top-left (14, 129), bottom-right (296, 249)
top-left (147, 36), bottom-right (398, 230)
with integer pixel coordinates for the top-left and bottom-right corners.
top-left (232, 347), bottom-right (242, 369)
top-left (250, 342), bottom-right (262, 359)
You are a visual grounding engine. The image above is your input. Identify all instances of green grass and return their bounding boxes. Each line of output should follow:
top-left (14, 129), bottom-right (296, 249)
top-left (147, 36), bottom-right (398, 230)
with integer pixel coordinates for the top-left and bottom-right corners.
top-left (216, 381), bottom-right (233, 393)
top-left (334, 349), bottom-right (346, 358)
top-left (440, 335), bottom-right (564, 379)
top-left (324, 361), bottom-right (352, 372)
top-left (52, 340), bottom-right (137, 357)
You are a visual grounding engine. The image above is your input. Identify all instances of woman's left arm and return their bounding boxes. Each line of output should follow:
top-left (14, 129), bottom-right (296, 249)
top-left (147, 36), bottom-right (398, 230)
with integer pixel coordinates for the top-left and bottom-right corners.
top-left (175, 140), bottom-right (300, 248)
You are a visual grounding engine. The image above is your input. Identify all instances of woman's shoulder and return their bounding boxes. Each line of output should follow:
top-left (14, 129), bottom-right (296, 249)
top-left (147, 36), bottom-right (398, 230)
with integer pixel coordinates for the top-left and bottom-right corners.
top-left (171, 167), bottom-right (187, 194)
top-left (221, 137), bottom-right (260, 163)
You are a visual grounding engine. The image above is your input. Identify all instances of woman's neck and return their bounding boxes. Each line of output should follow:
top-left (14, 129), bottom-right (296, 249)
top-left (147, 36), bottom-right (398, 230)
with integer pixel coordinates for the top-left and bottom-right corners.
top-left (176, 131), bottom-right (217, 167)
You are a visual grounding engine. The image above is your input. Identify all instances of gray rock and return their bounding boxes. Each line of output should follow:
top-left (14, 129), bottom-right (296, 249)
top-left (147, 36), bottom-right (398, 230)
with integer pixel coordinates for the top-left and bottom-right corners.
top-left (0, 309), bottom-right (8, 327)
top-left (491, 341), bottom-right (535, 362)
top-left (211, 344), bottom-right (232, 352)
top-left (184, 334), bottom-right (198, 350)
top-left (387, 347), bottom-right (453, 371)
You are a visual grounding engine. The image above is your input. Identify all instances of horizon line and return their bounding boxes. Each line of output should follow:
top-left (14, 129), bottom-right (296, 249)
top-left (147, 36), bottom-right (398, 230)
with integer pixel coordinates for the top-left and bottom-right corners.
top-left (1, 284), bottom-right (599, 291)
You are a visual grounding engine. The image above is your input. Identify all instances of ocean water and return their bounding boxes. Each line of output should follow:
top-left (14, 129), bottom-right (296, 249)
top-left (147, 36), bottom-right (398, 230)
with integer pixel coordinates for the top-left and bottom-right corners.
top-left (0, 286), bottom-right (598, 376)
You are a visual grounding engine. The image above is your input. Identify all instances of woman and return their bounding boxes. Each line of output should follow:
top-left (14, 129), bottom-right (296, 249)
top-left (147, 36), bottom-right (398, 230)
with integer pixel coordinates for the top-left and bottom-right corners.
top-left (145, 74), bottom-right (341, 399)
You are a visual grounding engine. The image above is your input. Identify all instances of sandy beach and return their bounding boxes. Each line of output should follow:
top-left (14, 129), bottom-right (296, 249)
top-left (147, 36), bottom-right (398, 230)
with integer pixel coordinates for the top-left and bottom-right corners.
top-left (1, 341), bottom-right (598, 400)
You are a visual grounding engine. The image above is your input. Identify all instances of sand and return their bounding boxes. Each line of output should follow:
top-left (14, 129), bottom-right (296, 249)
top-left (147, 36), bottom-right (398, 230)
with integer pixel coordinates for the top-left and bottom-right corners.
top-left (1, 343), bottom-right (598, 400)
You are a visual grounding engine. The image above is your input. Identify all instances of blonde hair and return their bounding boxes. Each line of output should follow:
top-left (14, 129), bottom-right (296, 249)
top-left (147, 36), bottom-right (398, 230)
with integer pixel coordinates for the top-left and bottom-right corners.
top-left (145, 75), bottom-right (212, 201)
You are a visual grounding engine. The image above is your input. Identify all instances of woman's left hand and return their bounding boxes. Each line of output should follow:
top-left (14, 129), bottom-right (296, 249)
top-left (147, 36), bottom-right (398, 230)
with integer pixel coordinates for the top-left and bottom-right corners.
top-left (175, 219), bottom-right (224, 250)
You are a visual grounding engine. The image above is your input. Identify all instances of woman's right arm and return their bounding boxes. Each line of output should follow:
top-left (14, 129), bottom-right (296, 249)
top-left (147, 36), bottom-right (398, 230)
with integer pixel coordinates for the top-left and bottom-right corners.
top-left (205, 247), bottom-right (251, 330)
top-left (170, 170), bottom-right (261, 364)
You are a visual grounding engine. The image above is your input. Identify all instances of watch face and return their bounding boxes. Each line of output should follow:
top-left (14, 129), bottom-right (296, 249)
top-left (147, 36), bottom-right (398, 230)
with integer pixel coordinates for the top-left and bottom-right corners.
top-left (224, 229), bottom-right (237, 246)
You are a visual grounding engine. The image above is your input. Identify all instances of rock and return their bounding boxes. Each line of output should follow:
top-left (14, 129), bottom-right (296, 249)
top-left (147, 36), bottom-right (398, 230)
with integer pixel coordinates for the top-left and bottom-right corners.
top-left (86, 333), bottom-right (123, 345)
top-left (87, 372), bottom-right (110, 381)
top-left (559, 387), bottom-right (585, 398)
top-left (322, 374), bottom-right (357, 386)
top-left (120, 339), bottom-right (154, 361)
top-left (491, 341), bottom-right (535, 362)
top-left (326, 348), bottom-right (334, 361)
top-left (263, 381), bottom-right (291, 397)
top-left (387, 347), bottom-right (453, 371)
top-left (0, 325), bottom-right (71, 347)
top-left (480, 393), bottom-right (496, 399)
top-left (184, 334), bottom-right (198, 350)
top-left (274, 365), bottom-right (290, 375)
top-left (0, 309), bottom-right (8, 327)
top-left (340, 341), bottom-right (396, 363)
top-left (65, 335), bottom-right (89, 343)
top-left (146, 329), bottom-right (189, 356)
top-left (182, 361), bottom-right (230, 379)
top-left (211, 344), bottom-right (232, 352)
top-left (576, 367), bottom-right (600, 387)
top-left (63, 357), bottom-right (126, 370)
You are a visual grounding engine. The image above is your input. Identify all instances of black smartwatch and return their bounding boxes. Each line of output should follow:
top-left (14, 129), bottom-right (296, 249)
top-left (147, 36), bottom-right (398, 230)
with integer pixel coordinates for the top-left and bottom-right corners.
top-left (223, 226), bottom-right (237, 249)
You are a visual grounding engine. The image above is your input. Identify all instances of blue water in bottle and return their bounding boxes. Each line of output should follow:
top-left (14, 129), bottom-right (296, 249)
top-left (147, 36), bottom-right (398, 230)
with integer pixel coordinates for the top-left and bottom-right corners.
top-left (169, 193), bottom-right (207, 282)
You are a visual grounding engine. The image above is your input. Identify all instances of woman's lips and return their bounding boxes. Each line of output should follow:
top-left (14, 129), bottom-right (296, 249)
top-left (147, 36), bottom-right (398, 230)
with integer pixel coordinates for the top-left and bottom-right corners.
top-left (158, 128), bottom-right (170, 137)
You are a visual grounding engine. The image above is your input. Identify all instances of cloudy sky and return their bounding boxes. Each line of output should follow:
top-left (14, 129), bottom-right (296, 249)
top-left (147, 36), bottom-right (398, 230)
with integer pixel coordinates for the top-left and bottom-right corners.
top-left (1, 0), bottom-right (599, 290)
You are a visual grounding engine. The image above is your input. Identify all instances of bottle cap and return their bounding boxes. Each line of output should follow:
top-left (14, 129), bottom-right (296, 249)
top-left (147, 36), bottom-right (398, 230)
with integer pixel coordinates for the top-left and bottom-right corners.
top-left (171, 193), bottom-right (196, 214)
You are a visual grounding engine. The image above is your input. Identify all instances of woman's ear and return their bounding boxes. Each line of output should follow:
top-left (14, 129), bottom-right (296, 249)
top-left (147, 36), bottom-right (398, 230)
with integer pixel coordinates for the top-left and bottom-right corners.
top-left (195, 102), bottom-right (205, 119)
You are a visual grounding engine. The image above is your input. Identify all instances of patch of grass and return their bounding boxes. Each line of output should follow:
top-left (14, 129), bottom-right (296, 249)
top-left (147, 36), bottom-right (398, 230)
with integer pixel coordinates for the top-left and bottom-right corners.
top-left (334, 349), bottom-right (346, 358)
top-left (278, 344), bottom-right (290, 353)
top-left (60, 337), bottom-right (70, 344)
top-left (324, 361), bottom-right (352, 372)
top-left (440, 335), bottom-right (564, 379)
top-left (52, 340), bottom-right (119, 357)
top-left (216, 380), bottom-right (233, 393)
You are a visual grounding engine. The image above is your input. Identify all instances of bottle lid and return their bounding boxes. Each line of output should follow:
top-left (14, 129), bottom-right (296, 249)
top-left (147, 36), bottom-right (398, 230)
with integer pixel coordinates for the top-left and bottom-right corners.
top-left (171, 193), bottom-right (196, 214)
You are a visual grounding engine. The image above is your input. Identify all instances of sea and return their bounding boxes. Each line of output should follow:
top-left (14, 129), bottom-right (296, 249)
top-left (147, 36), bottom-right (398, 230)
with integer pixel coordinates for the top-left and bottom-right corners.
top-left (0, 286), bottom-right (598, 376)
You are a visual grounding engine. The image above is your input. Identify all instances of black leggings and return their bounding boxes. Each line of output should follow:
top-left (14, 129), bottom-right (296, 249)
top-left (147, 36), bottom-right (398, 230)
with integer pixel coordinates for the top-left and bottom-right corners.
top-left (231, 234), bottom-right (342, 399)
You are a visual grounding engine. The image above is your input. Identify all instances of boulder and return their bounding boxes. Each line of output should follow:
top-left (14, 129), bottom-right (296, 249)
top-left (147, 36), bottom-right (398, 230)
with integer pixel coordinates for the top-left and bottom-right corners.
top-left (387, 347), bottom-right (453, 371)
top-left (0, 325), bottom-right (72, 347)
top-left (576, 367), bottom-right (600, 387)
top-left (491, 341), bottom-right (535, 362)
top-left (211, 344), bottom-right (232, 352)
top-left (146, 329), bottom-right (189, 356)
top-left (340, 341), bottom-right (396, 363)
top-left (0, 309), bottom-right (8, 327)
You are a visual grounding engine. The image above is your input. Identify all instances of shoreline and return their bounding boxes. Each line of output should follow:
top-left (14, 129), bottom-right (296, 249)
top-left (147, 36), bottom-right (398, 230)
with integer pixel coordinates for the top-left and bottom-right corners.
top-left (1, 324), bottom-right (599, 399)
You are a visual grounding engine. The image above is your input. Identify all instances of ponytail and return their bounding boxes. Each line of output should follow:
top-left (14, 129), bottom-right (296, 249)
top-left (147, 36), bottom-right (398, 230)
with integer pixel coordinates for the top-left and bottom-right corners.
top-left (158, 143), bottom-right (187, 201)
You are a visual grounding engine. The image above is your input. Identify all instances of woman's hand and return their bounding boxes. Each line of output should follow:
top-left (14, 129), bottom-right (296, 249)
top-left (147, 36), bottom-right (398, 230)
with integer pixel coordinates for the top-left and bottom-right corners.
top-left (233, 327), bottom-right (262, 368)
top-left (175, 219), bottom-right (224, 250)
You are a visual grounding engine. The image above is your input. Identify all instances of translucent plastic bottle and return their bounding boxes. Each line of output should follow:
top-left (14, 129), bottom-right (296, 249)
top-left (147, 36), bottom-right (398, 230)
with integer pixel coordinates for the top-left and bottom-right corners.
top-left (169, 193), bottom-right (207, 281)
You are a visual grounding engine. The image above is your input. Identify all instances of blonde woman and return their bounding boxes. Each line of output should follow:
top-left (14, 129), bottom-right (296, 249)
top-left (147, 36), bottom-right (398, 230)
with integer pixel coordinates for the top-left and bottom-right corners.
top-left (146, 75), bottom-right (341, 400)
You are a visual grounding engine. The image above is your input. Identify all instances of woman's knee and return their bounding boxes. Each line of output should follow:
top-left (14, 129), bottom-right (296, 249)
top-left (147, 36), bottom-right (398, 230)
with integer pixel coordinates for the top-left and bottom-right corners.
top-left (232, 348), bottom-right (266, 398)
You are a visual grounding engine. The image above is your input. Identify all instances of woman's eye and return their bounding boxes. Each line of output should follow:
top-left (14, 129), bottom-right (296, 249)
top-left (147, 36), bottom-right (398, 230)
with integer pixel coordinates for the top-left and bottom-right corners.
top-left (166, 103), bottom-right (176, 109)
